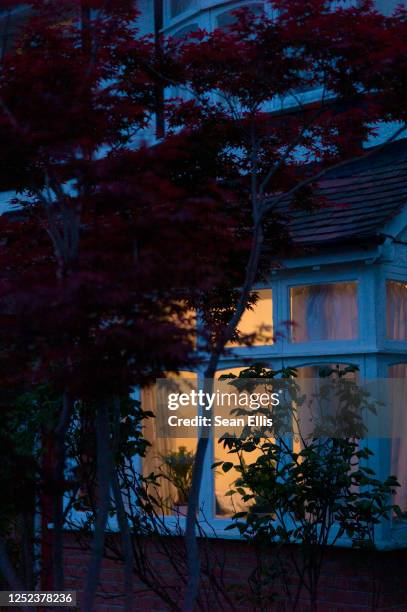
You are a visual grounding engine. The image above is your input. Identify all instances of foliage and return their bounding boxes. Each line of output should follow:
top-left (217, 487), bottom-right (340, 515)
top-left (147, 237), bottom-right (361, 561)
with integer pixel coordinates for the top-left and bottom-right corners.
top-left (0, 0), bottom-right (405, 608)
top-left (216, 365), bottom-right (400, 609)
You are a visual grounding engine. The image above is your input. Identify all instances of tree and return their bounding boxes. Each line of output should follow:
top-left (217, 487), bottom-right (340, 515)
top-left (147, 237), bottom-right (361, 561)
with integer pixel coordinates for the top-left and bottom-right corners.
top-left (149, 1), bottom-right (407, 608)
top-left (0, 1), bottom-right (406, 609)
top-left (0, 2), bottom-right (251, 609)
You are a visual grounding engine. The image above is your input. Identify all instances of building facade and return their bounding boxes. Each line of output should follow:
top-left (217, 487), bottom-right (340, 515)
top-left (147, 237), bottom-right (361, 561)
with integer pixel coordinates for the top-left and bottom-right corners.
top-left (133, 0), bottom-right (407, 546)
top-left (0, 1), bottom-right (406, 609)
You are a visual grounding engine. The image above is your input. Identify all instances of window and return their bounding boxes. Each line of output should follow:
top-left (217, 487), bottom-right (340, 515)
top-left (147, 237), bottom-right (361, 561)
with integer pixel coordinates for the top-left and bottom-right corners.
top-left (387, 280), bottom-right (407, 341)
top-left (213, 367), bottom-right (264, 517)
top-left (389, 363), bottom-right (407, 513)
top-left (291, 364), bottom-right (358, 452)
top-left (228, 288), bottom-right (273, 347)
top-left (142, 372), bottom-right (197, 516)
top-left (290, 281), bottom-right (358, 343)
top-left (170, 0), bottom-right (196, 18)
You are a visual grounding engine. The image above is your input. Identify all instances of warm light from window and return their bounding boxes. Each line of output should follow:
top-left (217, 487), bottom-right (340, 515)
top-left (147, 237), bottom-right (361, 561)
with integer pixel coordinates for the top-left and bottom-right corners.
top-left (142, 372), bottom-right (197, 516)
top-left (213, 368), bottom-right (264, 517)
top-left (227, 288), bottom-right (273, 347)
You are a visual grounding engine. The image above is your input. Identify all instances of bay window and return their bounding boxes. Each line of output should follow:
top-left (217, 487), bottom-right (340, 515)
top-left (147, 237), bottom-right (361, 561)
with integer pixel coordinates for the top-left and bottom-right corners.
top-left (131, 267), bottom-right (407, 548)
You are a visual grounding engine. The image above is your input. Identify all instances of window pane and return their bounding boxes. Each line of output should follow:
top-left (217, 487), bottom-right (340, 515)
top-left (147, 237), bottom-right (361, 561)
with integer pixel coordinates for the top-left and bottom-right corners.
top-left (387, 280), bottom-right (407, 340)
top-left (170, 0), bottom-right (195, 18)
top-left (142, 372), bottom-right (197, 516)
top-left (293, 364), bottom-right (358, 452)
top-left (390, 363), bottom-right (407, 513)
top-left (290, 281), bottom-right (358, 342)
top-left (214, 368), bottom-right (263, 517)
top-left (228, 288), bottom-right (273, 347)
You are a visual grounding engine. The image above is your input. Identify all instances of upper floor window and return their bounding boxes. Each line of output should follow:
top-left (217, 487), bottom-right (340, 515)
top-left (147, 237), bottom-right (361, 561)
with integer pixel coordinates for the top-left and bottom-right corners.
top-left (387, 280), bottom-right (407, 341)
top-left (170, 0), bottom-right (197, 18)
top-left (228, 288), bottom-right (273, 347)
top-left (290, 281), bottom-right (358, 343)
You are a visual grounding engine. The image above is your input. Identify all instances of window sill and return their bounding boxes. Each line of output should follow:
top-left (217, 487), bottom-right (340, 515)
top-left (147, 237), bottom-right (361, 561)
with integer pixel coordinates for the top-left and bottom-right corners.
top-left (64, 503), bottom-right (407, 550)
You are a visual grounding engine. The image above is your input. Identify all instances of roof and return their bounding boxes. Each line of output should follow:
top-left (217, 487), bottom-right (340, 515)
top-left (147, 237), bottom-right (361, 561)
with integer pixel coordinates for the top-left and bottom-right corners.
top-left (275, 138), bottom-right (407, 248)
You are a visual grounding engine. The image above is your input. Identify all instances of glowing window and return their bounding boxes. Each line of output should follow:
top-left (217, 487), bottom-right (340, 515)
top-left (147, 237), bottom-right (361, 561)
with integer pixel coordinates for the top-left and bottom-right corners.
top-left (228, 288), bottom-right (273, 347)
top-left (142, 372), bottom-right (197, 516)
top-left (213, 368), bottom-right (264, 517)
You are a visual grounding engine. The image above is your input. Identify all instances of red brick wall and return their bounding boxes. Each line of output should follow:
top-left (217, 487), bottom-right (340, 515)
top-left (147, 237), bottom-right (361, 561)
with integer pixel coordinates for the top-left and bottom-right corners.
top-left (62, 532), bottom-right (407, 611)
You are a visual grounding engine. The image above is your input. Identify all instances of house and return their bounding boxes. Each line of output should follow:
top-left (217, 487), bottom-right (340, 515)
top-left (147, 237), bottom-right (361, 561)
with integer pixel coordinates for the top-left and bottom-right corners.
top-left (117, 2), bottom-right (407, 609)
top-left (135, 0), bottom-right (407, 536)
top-left (1, 1), bottom-right (406, 609)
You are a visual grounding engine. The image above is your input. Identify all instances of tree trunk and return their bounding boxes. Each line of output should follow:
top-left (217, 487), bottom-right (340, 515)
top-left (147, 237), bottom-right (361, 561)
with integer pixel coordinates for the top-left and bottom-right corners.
top-left (21, 511), bottom-right (34, 590)
top-left (0, 538), bottom-right (35, 612)
top-left (112, 469), bottom-right (134, 611)
top-left (52, 392), bottom-right (74, 591)
top-left (183, 223), bottom-right (264, 611)
top-left (81, 401), bottom-right (113, 612)
top-left (111, 398), bottom-right (134, 612)
top-left (0, 537), bottom-right (25, 590)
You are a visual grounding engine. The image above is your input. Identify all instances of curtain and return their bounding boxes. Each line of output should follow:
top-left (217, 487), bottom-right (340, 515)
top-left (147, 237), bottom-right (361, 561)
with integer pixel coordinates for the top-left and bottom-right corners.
top-left (142, 381), bottom-right (197, 515)
top-left (387, 281), bottom-right (407, 340)
top-left (390, 364), bottom-right (407, 512)
top-left (141, 386), bottom-right (174, 514)
top-left (291, 282), bottom-right (358, 342)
